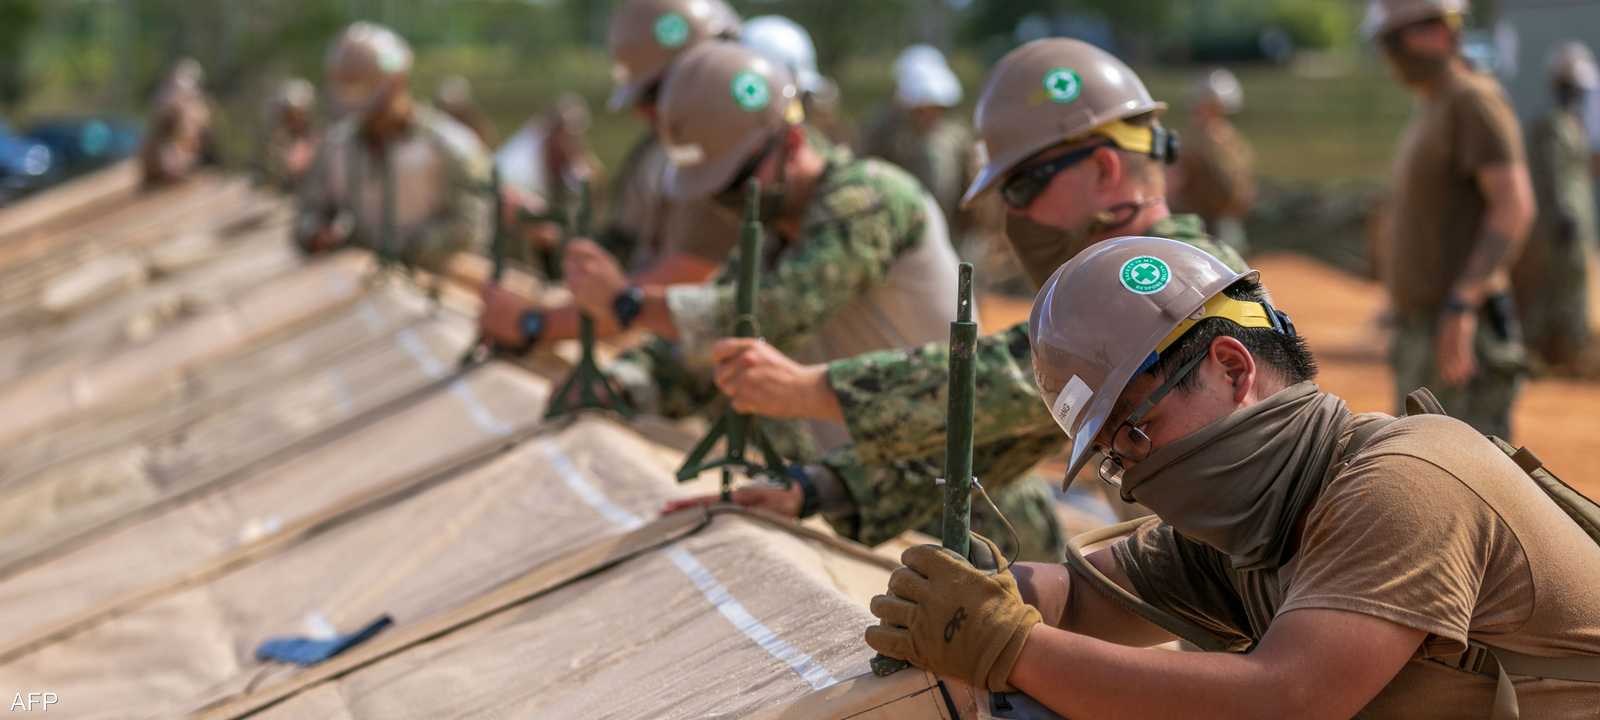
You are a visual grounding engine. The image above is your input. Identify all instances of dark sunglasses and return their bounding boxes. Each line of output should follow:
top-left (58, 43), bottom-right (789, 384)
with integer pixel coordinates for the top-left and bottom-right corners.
top-left (1000, 142), bottom-right (1110, 210)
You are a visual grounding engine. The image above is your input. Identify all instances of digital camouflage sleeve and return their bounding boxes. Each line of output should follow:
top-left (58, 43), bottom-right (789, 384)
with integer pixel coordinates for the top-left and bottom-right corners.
top-left (814, 214), bottom-right (1246, 546)
top-left (608, 144), bottom-right (929, 417)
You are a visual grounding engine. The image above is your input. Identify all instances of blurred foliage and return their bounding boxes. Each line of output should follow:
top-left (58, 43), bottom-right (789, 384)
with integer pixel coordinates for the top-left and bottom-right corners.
top-left (0, 0), bottom-right (42, 109)
top-left (3, 0), bottom-right (1403, 186)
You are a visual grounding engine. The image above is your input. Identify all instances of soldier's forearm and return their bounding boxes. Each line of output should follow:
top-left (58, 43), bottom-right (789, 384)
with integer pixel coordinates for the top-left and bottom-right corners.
top-left (1455, 165), bottom-right (1534, 302)
top-left (1451, 228), bottom-right (1518, 304)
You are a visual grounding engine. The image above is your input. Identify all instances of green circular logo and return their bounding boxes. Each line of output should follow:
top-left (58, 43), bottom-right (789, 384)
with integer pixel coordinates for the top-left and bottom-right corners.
top-left (730, 71), bottom-right (770, 111)
top-left (1043, 68), bottom-right (1082, 103)
top-left (1120, 256), bottom-right (1171, 295)
top-left (654, 12), bottom-right (689, 48)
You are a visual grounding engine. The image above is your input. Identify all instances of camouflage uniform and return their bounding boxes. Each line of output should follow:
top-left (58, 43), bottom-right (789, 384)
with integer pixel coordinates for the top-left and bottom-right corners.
top-left (294, 106), bottom-right (491, 273)
top-left (815, 215), bottom-right (1245, 560)
top-left (1514, 106), bottom-right (1597, 368)
top-left (610, 141), bottom-right (959, 458)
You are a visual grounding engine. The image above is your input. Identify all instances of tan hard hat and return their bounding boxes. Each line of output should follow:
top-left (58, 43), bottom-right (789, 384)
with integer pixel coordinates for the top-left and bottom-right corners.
top-left (608, 0), bottom-right (741, 111)
top-left (325, 22), bottom-right (413, 116)
top-left (1551, 41), bottom-right (1600, 91)
top-left (963, 38), bottom-right (1166, 207)
top-left (1361, 0), bottom-right (1467, 40)
top-left (1029, 236), bottom-right (1257, 485)
top-left (658, 42), bottom-right (802, 199)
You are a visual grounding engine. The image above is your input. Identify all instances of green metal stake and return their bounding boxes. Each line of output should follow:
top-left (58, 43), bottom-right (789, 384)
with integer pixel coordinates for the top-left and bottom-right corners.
top-left (543, 181), bottom-right (634, 419)
top-left (673, 179), bottom-right (789, 501)
top-left (871, 261), bottom-right (978, 678)
top-left (459, 166), bottom-right (510, 367)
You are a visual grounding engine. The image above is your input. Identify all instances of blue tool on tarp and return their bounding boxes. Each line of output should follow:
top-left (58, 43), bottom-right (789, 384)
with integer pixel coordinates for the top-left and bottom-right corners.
top-left (254, 615), bottom-right (394, 666)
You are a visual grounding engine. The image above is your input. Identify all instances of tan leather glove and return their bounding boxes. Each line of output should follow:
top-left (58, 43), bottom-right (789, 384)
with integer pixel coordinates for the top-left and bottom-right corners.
top-left (864, 534), bottom-right (1042, 692)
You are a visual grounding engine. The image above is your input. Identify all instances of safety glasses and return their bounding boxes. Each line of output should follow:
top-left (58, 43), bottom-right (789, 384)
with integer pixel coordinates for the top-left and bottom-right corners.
top-left (1094, 350), bottom-right (1207, 488)
top-left (999, 142), bottom-right (1108, 210)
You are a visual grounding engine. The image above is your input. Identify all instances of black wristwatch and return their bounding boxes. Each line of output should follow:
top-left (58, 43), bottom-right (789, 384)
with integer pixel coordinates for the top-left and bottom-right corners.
top-left (785, 464), bottom-right (822, 519)
top-left (612, 285), bottom-right (645, 329)
top-left (514, 309), bottom-right (545, 353)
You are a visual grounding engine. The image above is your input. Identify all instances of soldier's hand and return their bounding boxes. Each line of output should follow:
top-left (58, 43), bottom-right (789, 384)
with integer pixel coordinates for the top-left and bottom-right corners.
top-left (661, 482), bottom-right (804, 518)
top-left (1436, 311), bottom-right (1478, 386)
top-left (711, 339), bottom-right (844, 423)
top-left (562, 239), bottom-right (627, 319)
top-left (865, 534), bottom-right (1042, 692)
top-left (479, 284), bottom-right (534, 347)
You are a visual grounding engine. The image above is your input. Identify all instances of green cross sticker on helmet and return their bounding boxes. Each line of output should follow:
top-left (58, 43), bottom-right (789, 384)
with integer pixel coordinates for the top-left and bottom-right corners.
top-left (1120, 256), bottom-right (1171, 294)
top-left (730, 70), bottom-right (770, 111)
top-left (1043, 67), bottom-right (1082, 103)
top-left (654, 12), bottom-right (690, 48)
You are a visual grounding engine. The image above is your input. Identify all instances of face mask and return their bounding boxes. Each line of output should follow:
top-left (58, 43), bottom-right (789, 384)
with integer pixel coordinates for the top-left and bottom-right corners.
top-left (1003, 200), bottom-right (1154, 290)
top-left (1383, 45), bottom-right (1451, 86)
top-left (1119, 382), bottom-right (1350, 571)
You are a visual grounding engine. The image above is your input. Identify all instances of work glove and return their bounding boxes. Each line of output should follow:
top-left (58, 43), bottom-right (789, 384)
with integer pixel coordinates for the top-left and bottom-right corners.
top-left (864, 533), bottom-right (1041, 692)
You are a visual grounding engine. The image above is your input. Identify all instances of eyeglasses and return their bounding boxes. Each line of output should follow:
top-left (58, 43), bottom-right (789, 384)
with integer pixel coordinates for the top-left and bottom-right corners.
top-left (999, 142), bottom-right (1109, 210)
top-left (1094, 350), bottom-right (1208, 488)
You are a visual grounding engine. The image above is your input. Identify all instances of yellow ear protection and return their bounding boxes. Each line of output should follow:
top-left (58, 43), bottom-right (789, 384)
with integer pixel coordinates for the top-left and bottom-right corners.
top-left (1093, 119), bottom-right (1180, 166)
top-left (1135, 293), bottom-right (1297, 375)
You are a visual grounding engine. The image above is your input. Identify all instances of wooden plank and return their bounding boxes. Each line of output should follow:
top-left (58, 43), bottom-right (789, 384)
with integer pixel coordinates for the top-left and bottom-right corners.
top-left (0, 160), bottom-right (142, 244)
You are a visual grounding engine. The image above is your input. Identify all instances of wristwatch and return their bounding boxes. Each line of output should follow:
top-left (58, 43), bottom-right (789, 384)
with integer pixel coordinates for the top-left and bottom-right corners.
top-left (785, 465), bottom-right (823, 519)
top-left (612, 286), bottom-right (645, 329)
top-left (514, 309), bottom-right (545, 353)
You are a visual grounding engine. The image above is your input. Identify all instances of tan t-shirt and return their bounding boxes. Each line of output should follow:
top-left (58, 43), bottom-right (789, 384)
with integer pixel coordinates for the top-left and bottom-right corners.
top-left (1114, 413), bottom-right (1600, 719)
top-left (1383, 68), bottom-right (1525, 313)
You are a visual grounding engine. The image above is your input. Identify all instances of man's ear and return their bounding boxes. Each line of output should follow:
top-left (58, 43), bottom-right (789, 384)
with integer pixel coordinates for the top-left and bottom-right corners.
top-left (1093, 145), bottom-right (1123, 193)
top-left (1209, 336), bottom-right (1257, 404)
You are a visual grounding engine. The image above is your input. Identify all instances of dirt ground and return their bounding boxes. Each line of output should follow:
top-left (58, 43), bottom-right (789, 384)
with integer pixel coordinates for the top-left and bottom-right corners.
top-left (980, 253), bottom-right (1600, 498)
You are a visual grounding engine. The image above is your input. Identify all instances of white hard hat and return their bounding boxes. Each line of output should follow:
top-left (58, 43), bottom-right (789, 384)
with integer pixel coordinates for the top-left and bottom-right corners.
top-left (741, 15), bottom-right (823, 94)
top-left (894, 44), bottom-right (950, 77)
top-left (896, 54), bottom-right (962, 108)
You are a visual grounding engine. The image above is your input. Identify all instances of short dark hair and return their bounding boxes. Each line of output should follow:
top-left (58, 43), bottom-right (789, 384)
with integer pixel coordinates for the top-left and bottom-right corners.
top-left (1147, 277), bottom-right (1317, 392)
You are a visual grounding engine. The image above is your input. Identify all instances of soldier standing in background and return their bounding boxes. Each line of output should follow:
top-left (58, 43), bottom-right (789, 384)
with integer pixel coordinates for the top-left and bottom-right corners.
top-left (260, 77), bottom-right (317, 192)
top-left (1172, 68), bottom-right (1256, 257)
top-left (294, 22), bottom-right (492, 274)
top-left (139, 58), bottom-right (218, 187)
top-left (1366, 0), bottom-right (1534, 438)
top-left (1515, 41), bottom-right (1599, 374)
top-left (860, 45), bottom-right (977, 248)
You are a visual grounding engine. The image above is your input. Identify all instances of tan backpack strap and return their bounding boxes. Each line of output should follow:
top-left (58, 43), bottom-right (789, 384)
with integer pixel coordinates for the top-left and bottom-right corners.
top-left (1435, 640), bottom-right (1600, 720)
top-left (1405, 387), bottom-right (1447, 416)
top-left (1510, 446), bottom-right (1544, 475)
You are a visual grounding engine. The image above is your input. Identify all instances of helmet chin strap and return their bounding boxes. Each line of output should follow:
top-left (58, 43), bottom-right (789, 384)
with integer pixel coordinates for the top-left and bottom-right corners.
top-left (1087, 195), bottom-right (1161, 237)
